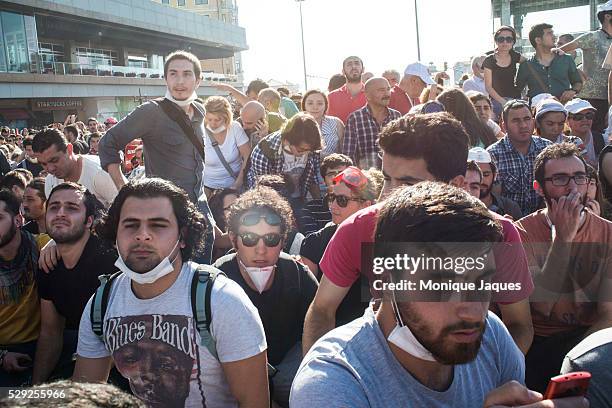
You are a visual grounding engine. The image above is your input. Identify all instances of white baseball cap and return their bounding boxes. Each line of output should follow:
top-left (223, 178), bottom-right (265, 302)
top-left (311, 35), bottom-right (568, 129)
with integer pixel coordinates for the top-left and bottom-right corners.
top-left (564, 98), bottom-right (596, 114)
top-left (535, 99), bottom-right (566, 121)
top-left (531, 93), bottom-right (553, 109)
top-left (404, 62), bottom-right (435, 85)
top-left (468, 147), bottom-right (492, 163)
top-left (598, 0), bottom-right (612, 15)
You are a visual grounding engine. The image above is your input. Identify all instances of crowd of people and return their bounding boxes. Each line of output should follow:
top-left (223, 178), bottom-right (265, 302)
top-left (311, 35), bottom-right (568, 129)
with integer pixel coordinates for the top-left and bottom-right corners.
top-left (2, 3), bottom-right (612, 407)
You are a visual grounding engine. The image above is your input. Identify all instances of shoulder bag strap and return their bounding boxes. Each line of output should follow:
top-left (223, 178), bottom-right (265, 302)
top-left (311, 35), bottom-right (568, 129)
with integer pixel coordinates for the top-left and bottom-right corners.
top-left (205, 129), bottom-right (238, 179)
top-left (154, 98), bottom-right (205, 160)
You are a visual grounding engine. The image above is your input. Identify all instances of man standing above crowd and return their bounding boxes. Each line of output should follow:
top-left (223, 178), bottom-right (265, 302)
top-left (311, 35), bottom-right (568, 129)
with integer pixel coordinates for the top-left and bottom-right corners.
top-left (565, 98), bottom-right (606, 168)
top-left (32, 129), bottom-right (117, 208)
top-left (515, 24), bottom-right (582, 104)
top-left (343, 77), bottom-right (400, 169)
top-left (389, 62), bottom-right (435, 115)
top-left (515, 143), bottom-right (612, 392)
top-left (487, 100), bottom-right (552, 216)
top-left (327, 56), bottom-right (367, 124)
top-left (32, 183), bottom-right (116, 384)
top-left (215, 186), bottom-right (318, 407)
top-left (560, 0), bottom-right (612, 132)
top-left (462, 56), bottom-right (488, 96)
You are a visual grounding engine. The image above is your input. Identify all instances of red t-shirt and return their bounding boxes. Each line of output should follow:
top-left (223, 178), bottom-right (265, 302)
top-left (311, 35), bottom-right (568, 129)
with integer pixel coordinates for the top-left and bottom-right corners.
top-left (320, 204), bottom-right (533, 304)
top-left (327, 84), bottom-right (367, 124)
top-left (389, 85), bottom-right (419, 115)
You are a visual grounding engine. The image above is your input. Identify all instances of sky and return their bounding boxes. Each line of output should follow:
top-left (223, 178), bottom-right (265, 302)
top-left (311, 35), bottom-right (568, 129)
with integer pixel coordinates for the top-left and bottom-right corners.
top-left (236, 0), bottom-right (594, 91)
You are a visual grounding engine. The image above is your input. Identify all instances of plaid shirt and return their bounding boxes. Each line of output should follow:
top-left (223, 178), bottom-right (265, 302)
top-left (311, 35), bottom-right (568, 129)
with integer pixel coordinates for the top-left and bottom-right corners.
top-left (342, 105), bottom-right (401, 169)
top-left (246, 131), bottom-right (320, 198)
top-left (487, 136), bottom-right (552, 216)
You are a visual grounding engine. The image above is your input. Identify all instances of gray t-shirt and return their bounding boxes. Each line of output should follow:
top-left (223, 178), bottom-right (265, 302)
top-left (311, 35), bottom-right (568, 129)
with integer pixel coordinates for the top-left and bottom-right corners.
top-left (77, 262), bottom-right (267, 408)
top-left (561, 327), bottom-right (612, 408)
top-left (290, 308), bottom-right (524, 408)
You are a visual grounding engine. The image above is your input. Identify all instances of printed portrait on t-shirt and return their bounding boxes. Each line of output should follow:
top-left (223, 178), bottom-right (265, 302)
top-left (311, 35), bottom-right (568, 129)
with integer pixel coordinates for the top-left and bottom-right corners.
top-left (104, 314), bottom-right (200, 407)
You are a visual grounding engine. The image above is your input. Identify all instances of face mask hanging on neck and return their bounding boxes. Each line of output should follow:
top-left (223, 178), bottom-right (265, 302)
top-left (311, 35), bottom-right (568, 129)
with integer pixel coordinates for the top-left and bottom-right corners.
top-left (386, 289), bottom-right (436, 362)
top-left (206, 124), bottom-right (226, 135)
top-left (238, 259), bottom-right (275, 293)
top-left (115, 240), bottom-right (181, 285)
top-left (164, 89), bottom-right (198, 108)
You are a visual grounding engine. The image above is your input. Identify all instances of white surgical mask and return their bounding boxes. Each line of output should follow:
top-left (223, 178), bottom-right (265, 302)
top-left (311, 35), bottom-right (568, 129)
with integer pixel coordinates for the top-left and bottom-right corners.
top-left (206, 124), bottom-right (226, 134)
top-left (115, 240), bottom-right (181, 285)
top-left (164, 89), bottom-right (198, 108)
top-left (387, 293), bottom-right (436, 362)
top-left (239, 259), bottom-right (275, 293)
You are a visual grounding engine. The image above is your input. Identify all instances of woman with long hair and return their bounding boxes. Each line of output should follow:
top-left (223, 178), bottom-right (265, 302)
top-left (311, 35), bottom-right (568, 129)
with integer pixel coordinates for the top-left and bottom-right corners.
top-left (437, 88), bottom-right (497, 147)
top-left (302, 89), bottom-right (344, 158)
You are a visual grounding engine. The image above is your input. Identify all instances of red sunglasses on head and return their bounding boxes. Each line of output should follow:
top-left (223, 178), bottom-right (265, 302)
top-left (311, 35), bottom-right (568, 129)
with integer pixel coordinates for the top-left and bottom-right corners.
top-left (333, 166), bottom-right (368, 189)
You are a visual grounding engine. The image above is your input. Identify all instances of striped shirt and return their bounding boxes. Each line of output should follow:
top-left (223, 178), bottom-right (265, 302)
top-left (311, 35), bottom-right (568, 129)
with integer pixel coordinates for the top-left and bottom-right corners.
top-left (320, 116), bottom-right (342, 158)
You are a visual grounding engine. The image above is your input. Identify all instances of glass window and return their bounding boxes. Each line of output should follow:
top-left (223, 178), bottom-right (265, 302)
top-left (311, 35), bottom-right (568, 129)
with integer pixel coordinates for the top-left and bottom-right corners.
top-left (24, 15), bottom-right (39, 73)
top-left (1, 11), bottom-right (29, 72)
top-left (195, 0), bottom-right (209, 4)
top-left (177, 0), bottom-right (185, 5)
top-left (75, 47), bottom-right (117, 67)
top-left (162, 0), bottom-right (169, 3)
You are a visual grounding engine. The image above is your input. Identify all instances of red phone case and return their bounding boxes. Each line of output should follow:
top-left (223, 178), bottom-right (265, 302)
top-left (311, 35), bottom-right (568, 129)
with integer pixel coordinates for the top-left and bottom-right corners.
top-left (543, 371), bottom-right (591, 400)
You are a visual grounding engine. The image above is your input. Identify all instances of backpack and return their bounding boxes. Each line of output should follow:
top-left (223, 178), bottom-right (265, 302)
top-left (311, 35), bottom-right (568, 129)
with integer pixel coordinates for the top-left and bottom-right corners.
top-left (90, 264), bottom-right (224, 360)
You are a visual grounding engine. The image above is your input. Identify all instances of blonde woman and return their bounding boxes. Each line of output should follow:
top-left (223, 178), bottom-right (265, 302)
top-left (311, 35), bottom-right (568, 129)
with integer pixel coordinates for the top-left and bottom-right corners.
top-left (203, 96), bottom-right (251, 196)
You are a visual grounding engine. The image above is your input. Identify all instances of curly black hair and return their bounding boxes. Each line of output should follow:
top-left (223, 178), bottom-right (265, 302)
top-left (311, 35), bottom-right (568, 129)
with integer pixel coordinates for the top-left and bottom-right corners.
top-left (96, 178), bottom-right (207, 260)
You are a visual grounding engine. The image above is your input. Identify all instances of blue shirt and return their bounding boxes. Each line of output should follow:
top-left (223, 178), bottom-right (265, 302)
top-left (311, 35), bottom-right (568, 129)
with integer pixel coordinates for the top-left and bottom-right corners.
top-left (290, 308), bottom-right (524, 408)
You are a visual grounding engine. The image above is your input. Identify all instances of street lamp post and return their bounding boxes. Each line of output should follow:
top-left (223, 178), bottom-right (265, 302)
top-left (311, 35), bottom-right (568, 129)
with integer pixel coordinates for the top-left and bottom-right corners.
top-left (414, 0), bottom-right (421, 61)
top-left (296, 0), bottom-right (308, 91)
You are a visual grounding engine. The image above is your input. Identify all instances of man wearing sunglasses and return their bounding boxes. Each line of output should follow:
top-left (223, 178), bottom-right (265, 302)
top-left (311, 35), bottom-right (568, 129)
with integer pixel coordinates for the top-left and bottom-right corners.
top-left (304, 113), bottom-right (534, 356)
top-left (514, 143), bottom-right (612, 392)
top-left (214, 186), bottom-right (318, 408)
top-left (565, 98), bottom-right (606, 168)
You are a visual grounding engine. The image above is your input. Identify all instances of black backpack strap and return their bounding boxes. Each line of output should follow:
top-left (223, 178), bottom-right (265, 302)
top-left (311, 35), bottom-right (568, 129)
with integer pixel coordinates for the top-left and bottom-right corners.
top-left (90, 271), bottom-right (123, 338)
top-left (153, 98), bottom-right (205, 160)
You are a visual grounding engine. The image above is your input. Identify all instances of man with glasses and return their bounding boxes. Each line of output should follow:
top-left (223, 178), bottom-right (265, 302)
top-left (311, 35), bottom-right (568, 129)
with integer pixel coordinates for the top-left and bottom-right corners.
top-left (214, 185), bottom-right (318, 408)
top-left (565, 98), bottom-right (606, 168)
top-left (515, 24), bottom-right (582, 104)
top-left (514, 143), bottom-right (612, 392)
top-left (487, 100), bottom-right (552, 217)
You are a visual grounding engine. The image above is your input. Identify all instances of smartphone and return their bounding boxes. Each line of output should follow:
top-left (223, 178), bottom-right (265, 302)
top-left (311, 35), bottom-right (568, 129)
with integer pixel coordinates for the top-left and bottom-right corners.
top-left (543, 371), bottom-right (590, 399)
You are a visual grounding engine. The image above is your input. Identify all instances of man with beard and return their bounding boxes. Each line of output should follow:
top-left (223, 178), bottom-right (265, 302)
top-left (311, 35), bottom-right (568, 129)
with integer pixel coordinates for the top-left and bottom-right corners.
top-left (514, 143), bottom-right (612, 392)
top-left (15, 138), bottom-right (43, 177)
top-left (468, 147), bottom-right (522, 220)
top-left (73, 178), bottom-right (269, 407)
top-left (33, 129), bottom-right (118, 209)
top-left (342, 77), bottom-right (400, 169)
top-left (327, 56), bottom-right (367, 124)
top-left (22, 178), bottom-right (47, 235)
top-left (0, 190), bottom-right (42, 386)
top-left (32, 182), bottom-right (117, 384)
top-left (293, 183), bottom-right (581, 407)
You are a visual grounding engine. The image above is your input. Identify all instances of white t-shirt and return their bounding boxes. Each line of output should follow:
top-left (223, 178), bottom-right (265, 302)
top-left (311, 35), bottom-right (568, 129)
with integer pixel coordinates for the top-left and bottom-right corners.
top-left (203, 121), bottom-right (249, 189)
top-left (77, 262), bottom-right (267, 408)
top-left (45, 155), bottom-right (118, 208)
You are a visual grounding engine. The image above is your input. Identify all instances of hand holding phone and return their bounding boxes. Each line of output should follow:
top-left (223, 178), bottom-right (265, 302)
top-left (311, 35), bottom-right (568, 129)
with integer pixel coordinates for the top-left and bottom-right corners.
top-left (543, 371), bottom-right (590, 400)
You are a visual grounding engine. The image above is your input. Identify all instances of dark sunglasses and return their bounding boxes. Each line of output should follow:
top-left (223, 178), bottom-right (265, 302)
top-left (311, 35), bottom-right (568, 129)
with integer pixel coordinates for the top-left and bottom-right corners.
top-left (241, 212), bottom-right (281, 226)
top-left (325, 193), bottom-right (365, 208)
top-left (570, 112), bottom-right (595, 121)
top-left (495, 36), bottom-right (514, 44)
top-left (239, 232), bottom-right (282, 247)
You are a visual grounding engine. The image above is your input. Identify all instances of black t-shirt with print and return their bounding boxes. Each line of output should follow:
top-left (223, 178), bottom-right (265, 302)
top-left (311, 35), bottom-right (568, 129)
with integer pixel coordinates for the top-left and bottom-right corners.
top-left (214, 252), bottom-right (318, 365)
top-left (36, 234), bottom-right (117, 330)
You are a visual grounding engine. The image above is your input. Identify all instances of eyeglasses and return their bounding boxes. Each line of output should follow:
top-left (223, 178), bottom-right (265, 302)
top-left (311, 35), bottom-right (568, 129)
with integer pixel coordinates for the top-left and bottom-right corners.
top-left (241, 212), bottom-right (282, 227)
top-left (325, 193), bottom-right (365, 208)
top-left (569, 112), bottom-right (595, 121)
top-left (495, 36), bottom-right (514, 44)
top-left (333, 166), bottom-right (368, 189)
top-left (238, 232), bottom-right (282, 247)
top-left (543, 174), bottom-right (589, 186)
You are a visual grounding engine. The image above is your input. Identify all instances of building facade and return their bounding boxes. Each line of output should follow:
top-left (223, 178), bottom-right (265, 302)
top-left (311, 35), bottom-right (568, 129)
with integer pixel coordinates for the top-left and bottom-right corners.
top-left (0, 0), bottom-right (247, 129)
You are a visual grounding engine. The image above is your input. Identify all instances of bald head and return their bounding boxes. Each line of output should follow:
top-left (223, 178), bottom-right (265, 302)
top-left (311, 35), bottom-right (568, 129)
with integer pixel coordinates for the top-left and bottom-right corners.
top-left (258, 88), bottom-right (281, 112)
top-left (365, 77), bottom-right (391, 108)
top-left (241, 101), bottom-right (266, 131)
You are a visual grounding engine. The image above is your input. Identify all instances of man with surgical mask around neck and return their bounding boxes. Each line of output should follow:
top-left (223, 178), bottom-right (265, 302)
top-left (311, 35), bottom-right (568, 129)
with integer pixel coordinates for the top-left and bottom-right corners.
top-left (73, 178), bottom-right (270, 408)
top-left (292, 182), bottom-right (587, 408)
top-left (214, 186), bottom-right (318, 408)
